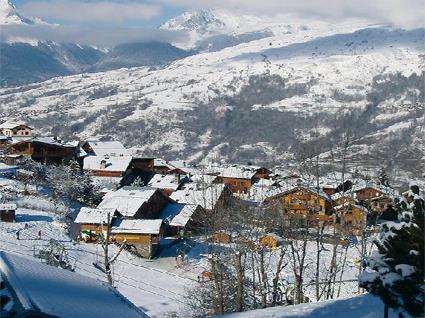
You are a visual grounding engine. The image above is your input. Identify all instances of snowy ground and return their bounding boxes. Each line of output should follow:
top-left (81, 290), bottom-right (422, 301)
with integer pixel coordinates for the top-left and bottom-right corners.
top-left (221, 293), bottom-right (405, 318)
top-left (0, 176), bottom-right (378, 317)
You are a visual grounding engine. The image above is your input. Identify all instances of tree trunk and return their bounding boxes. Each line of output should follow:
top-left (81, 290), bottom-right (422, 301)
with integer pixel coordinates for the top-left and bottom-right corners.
top-left (210, 256), bottom-right (224, 315)
top-left (259, 248), bottom-right (268, 308)
top-left (234, 252), bottom-right (244, 312)
top-left (384, 303), bottom-right (389, 318)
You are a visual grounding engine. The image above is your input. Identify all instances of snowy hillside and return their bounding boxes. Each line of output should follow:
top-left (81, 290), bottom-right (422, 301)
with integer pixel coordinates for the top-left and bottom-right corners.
top-left (1, 11), bottom-right (424, 186)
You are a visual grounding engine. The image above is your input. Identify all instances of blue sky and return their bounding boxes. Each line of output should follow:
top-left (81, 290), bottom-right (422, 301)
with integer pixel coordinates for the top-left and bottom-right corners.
top-left (12, 0), bottom-right (187, 28)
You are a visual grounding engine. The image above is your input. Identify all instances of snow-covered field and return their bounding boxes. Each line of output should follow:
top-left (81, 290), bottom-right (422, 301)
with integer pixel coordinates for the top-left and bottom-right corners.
top-left (221, 293), bottom-right (402, 318)
top-left (0, 176), bottom-right (378, 317)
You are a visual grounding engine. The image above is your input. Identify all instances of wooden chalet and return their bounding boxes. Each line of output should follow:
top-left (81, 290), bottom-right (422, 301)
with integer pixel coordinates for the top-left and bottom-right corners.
top-left (260, 233), bottom-right (284, 249)
top-left (0, 203), bottom-right (16, 222)
top-left (111, 219), bottom-right (163, 258)
top-left (97, 187), bottom-right (170, 220)
top-left (6, 137), bottom-right (77, 164)
top-left (212, 231), bottom-right (231, 244)
top-left (80, 140), bottom-right (129, 157)
top-left (334, 203), bottom-right (367, 229)
top-left (170, 183), bottom-right (232, 212)
top-left (160, 203), bottom-right (202, 236)
top-left (0, 134), bottom-right (11, 148)
top-left (147, 173), bottom-right (188, 196)
top-left (219, 165), bottom-right (271, 193)
top-left (83, 155), bottom-right (132, 177)
top-left (74, 207), bottom-right (118, 242)
top-left (153, 158), bottom-right (188, 175)
top-left (131, 157), bottom-right (155, 173)
top-left (370, 196), bottom-right (393, 213)
top-left (331, 192), bottom-right (356, 206)
top-left (0, 121), bottom-right (32, 138)
top-left (265, 186), bottom-right (333, 221)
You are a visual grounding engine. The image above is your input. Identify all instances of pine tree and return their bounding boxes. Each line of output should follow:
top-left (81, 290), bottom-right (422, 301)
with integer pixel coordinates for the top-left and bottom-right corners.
top-left (377, 168), bottom-right (391, 187)
top-left (359, 183), bottom-right (424, 317)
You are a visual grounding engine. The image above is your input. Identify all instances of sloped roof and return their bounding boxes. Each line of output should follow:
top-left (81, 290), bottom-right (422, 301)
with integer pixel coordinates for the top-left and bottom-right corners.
top-left (86, 140), bottom-right (130, 157)
top-left (0, 204), bottom-right (16, 210)
top-left (0, 251), bottom-right (149, 318)
top-left (74, 207), bottom-right (116, 224)
top-left (170, 183), bottom-right (226, 210)
top-left (220, 166), bottom-right (258, 180)
top-left (111, 219), bottom-right (163, 235)
top-left (84, 155), bottom-right (132, 173)
top-left (148, 174), bottom-right (182, 191)
top-left (97, 187), bottom-right (158, 217)
top-left (0, 120), bottom-right (31, 130)
top-left (352, 180), bottom-right (398, 197)
top-left (160, 203), bottom-right (199, 227)
top-left (265, 185), bottom-right (331, 202)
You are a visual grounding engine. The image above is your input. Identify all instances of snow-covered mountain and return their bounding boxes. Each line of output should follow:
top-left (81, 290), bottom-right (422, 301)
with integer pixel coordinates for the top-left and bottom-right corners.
top-left (92, 42), bottom-right (191, 72)
top-left (0, 0), bottom-right (37, 24)
top-left (1, 10), bottom-right (424, 186)
top-left (0, 0), bottom-right (106, 87)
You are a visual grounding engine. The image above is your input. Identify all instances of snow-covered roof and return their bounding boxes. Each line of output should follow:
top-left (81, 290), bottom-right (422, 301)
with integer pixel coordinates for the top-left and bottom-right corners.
top-left (265, 185), bottom-right (331, 201)
top-left (97, 187), bottom-right (158, 217)
top-left (352, 180), bottom-right (397, 197)
top-left (170, 183), bottom-right (226, 210)
top-left (74, 207), bottom-right (116, 224)
top-left (160, 203), bottom-right (199, 227)
top-left (148, 174), bottom-right (183, 191)
top-left (0, 251), bottom-right (149, 318)
top-left (32, 137), bottom-right (76, 148)
top-left (0, 204), bottom-right (16, 210)
top-left (334, 202), bottom-right (368, 212)
top-left (111, 219), bottom-right (163, 235)
top-left (191, 173), bottom-right (219, 185)
top-left (85, 140), bottom-right (130, 157)
top-left (330, 192), bottom-right (355, 201)
top-left (0, 120), bottom-right (31, 130)
top-left (154, 158), bottom-right (176, 169)
top-left (220, 166), bottom-right (258, 180)
top-left (84, 155), bottom-right (132, 173)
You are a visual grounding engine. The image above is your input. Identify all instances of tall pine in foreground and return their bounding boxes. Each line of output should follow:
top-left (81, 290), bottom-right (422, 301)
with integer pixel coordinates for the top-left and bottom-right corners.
top-left (359, 183), bottom-right (424, 317)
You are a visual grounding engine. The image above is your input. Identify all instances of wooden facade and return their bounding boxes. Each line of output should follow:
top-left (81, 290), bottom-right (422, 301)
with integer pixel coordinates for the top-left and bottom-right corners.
top-left (212, 231), bottom-right (231, 244)
top-left (7, 140), bottom-right (76, 164)
top-left (0, 206), bottom-right (16, 222)
top-left (0, 124), bottom-right (32, 138)
top-left (79, 224), bottom-right (105, 242)
top-left (113, 232), bottom-right (161, 259)
top-left (132, 190), bottom-right (170, 219)
top-left (266, 187), bottom-right (333, 218)
top-left (335, 204), bottom-right (366, 228)
top-left (131, 158), bottom-right (155, 173)
top-left (260, 234), bottom-right (284, 249)
top-left (354, 187), bottom-right (386, 204)
top-left (221, 176), bottom-right (253, 193)
top-left (221, 167), bottom-right (271, 193)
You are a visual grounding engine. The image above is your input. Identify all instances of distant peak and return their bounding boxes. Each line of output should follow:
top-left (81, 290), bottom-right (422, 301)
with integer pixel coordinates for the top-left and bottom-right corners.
top-left (0, 0), bottom-right (37, 25)
top-left (161, 9), bottom-right (225, 33)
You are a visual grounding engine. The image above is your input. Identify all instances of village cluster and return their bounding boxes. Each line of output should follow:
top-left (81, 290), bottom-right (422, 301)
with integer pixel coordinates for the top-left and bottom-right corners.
top-left (0, 120), bottom-right (402, 259)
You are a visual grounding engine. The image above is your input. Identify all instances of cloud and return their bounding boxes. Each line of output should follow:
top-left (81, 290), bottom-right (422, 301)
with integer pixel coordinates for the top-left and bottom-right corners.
top-left (0, 24), bottom-right (188, 47)
top-left (19, 0), bottom-right (162, 23)
top-left (163, 0), bottom-right (425, 29)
